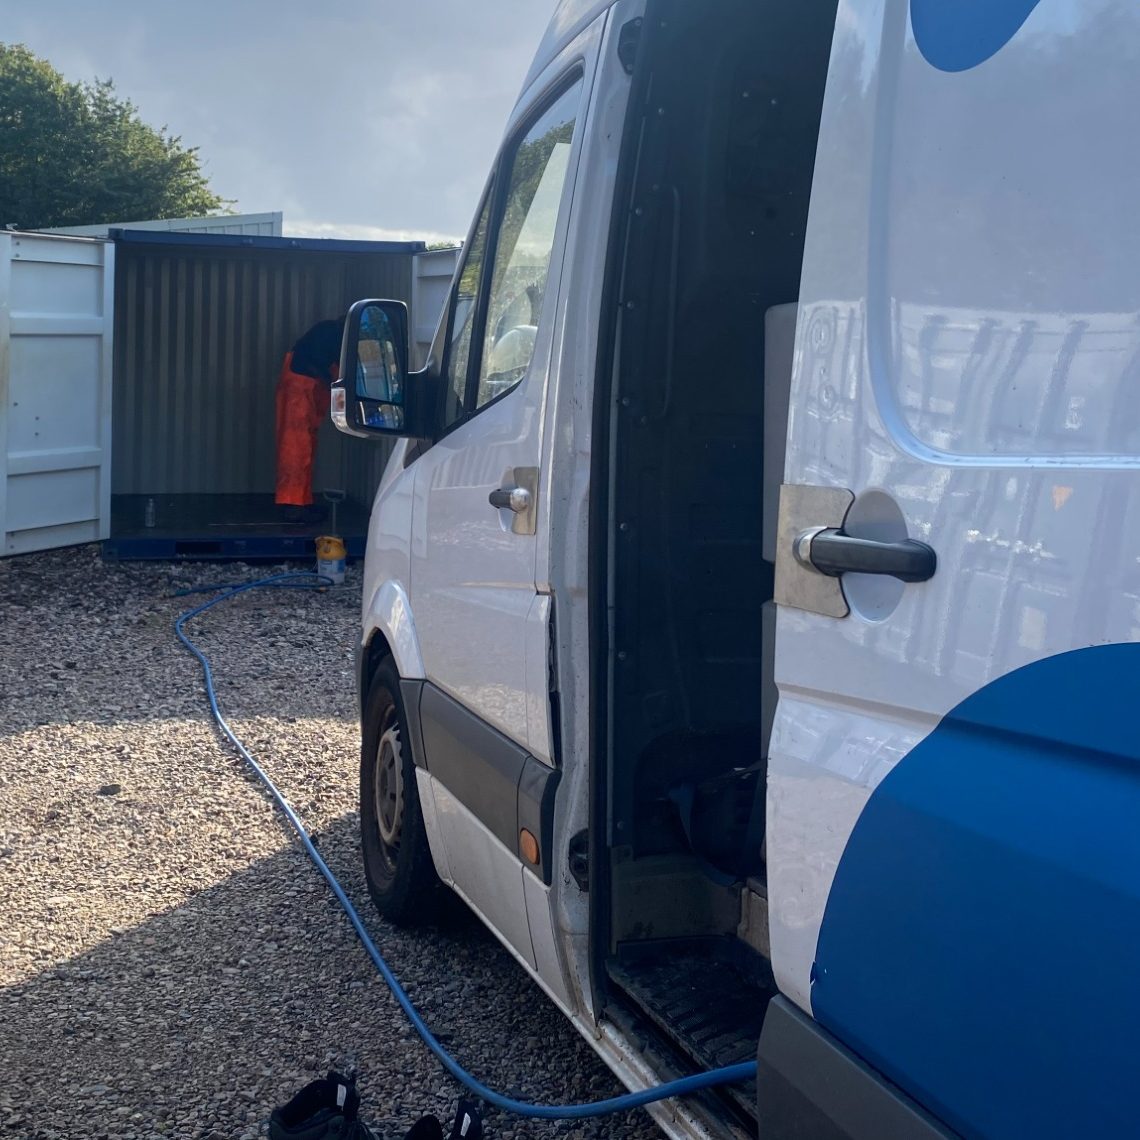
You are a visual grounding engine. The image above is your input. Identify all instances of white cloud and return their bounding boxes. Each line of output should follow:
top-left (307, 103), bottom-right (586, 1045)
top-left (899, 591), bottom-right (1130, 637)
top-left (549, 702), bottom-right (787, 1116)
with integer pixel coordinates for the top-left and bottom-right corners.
top-left (2, 0), bottom-right (555, 236)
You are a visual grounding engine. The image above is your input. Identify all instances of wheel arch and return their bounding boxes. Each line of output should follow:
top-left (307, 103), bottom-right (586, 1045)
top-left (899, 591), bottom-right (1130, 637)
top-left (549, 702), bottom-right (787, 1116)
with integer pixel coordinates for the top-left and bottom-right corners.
top-left (360, 579), bottom-right (425, 708)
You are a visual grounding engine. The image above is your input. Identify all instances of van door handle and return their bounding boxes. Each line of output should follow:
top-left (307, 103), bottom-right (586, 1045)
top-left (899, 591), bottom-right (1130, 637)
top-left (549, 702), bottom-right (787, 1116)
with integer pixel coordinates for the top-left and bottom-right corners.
top-left (794, 528), bottom-right (936, 583)
top-left (489, 486), bottom-right (531, 514)
top-left (489, 468), bottom-right (539, 536)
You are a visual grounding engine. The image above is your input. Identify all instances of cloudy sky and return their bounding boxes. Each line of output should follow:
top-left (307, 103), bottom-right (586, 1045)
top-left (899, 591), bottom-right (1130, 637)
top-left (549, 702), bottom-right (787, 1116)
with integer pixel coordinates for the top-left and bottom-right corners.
top-left (1, 0), bottom-right (556, 241)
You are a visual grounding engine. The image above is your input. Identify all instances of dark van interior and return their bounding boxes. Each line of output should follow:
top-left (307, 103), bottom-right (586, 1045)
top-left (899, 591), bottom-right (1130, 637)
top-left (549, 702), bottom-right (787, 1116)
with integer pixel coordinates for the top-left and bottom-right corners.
top-left (596, 0), bottom-right (839, 1128)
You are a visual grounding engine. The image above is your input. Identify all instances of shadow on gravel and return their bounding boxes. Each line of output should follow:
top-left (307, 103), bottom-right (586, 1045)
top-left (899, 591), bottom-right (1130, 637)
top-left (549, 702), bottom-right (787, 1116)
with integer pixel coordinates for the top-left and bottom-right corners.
top-left (0, 812), bottom-right (659, 1140)
top-left (0, 548), bottom-right (364, 732)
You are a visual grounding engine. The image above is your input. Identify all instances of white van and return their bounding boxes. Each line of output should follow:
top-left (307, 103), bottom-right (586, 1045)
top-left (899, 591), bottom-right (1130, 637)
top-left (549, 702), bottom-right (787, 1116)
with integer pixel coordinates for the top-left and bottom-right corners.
top-left (332, 2), bottom-right (1140, 1136)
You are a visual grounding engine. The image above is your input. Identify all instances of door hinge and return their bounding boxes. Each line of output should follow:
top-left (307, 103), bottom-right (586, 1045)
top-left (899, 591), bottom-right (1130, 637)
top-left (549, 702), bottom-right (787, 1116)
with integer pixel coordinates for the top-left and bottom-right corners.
top-left (617, 18), bottom-right (643, 75)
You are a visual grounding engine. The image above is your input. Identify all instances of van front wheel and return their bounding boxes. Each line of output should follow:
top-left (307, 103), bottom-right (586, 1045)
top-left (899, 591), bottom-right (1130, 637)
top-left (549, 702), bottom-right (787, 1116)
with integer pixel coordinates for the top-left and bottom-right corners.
top-left (360, 660), bottom-right (443, 924)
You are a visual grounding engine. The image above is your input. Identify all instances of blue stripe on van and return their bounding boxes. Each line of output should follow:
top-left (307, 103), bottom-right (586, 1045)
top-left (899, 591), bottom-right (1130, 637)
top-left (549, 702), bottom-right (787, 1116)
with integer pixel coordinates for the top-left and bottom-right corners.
top-left (811, 643), bottom-right (1140, 1140)
top-left (911, 0), bottom-right (1042, 72)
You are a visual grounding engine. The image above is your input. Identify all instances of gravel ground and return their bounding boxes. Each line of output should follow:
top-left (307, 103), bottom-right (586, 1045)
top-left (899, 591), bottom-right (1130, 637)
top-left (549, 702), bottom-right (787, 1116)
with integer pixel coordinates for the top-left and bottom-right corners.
top-left (0, 547), bottom-right (661, 1140)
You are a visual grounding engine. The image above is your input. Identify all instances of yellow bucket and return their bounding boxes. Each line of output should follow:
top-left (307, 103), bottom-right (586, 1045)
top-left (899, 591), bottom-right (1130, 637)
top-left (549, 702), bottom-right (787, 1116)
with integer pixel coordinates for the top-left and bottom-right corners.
top-left (315, 535), bottom-right (346, 585)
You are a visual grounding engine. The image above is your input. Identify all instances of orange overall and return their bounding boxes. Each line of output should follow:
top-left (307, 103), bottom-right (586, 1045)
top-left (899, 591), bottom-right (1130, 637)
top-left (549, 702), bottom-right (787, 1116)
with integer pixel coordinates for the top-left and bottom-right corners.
top-left (274, 351), bottom-right (332, 507)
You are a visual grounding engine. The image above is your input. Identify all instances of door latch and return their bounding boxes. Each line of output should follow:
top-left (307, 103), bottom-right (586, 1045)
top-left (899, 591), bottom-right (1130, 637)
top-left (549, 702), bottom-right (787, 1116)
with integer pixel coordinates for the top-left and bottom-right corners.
top-left (775, 484), bottom-right (854, 618)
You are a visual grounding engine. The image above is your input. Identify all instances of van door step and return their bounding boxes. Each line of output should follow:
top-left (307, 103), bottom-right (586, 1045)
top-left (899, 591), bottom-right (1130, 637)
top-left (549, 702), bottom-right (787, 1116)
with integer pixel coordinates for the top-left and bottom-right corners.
top-left (608, 946), bottom-right (769, 1118)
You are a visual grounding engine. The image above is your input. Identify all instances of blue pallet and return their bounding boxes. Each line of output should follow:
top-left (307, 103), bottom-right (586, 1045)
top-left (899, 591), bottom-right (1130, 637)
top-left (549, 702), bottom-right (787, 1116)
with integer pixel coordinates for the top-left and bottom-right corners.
top-left (104, 493), bottom-right (369, 562)
top-left (103, 532), bottom-right (366, 562)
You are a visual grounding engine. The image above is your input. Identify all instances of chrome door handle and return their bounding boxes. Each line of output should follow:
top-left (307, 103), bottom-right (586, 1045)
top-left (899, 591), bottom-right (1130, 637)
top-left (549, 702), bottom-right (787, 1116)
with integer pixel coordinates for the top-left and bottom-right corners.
top-left (489, 467), bottom-right (539, 536)
top-left (794, 528), bottom-right (936, 583)
top-left (489, 486), bottom-right (532, 514)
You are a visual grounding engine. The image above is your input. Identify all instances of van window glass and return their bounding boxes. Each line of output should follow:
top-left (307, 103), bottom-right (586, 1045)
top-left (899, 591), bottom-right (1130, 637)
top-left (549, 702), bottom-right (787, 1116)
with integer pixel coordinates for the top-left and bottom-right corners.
top-left (876, 18), bottom-right (1140, 460)
top-left (476, 79), bottom-right (581, 410)
top-left (443, 195), bottom-right (491, 428)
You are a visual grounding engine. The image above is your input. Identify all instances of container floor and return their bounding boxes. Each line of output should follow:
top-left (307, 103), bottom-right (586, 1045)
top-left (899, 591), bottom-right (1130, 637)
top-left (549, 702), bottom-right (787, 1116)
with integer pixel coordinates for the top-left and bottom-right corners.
top-left (104, 494), bottom-right (370, 561)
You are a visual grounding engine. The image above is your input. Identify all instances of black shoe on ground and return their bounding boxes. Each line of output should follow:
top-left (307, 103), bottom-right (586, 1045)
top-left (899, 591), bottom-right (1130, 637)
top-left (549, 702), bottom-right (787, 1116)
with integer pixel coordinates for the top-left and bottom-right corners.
top-left (269, 1071), bottom-right (376, 1140)
top-left (446, 1099), bottom-right (482, 1140)
top-left (389, 1094), bottom-right (483, 1140)
top-left (396, 1096), bottom-right (482, 1140)
top-left (404, 1117), bottom-right (443, 1140)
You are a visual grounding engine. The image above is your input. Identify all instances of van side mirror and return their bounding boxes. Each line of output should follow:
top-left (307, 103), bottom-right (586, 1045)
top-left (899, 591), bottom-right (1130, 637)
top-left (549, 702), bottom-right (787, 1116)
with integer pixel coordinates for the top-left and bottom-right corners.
top-left (332, 299), bottom-right (419, 438)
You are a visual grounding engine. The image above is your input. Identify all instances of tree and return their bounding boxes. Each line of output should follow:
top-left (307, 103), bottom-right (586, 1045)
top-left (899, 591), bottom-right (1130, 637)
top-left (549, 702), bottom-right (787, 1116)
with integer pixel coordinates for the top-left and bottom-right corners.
top-left (0, 43), bottom-right (228, 229)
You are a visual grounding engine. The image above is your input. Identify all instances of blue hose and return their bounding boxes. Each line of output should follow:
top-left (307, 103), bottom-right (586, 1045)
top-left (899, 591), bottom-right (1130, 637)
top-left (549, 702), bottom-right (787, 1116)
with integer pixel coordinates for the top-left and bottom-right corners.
top-left (175, 573), bottom-right (757, 1120)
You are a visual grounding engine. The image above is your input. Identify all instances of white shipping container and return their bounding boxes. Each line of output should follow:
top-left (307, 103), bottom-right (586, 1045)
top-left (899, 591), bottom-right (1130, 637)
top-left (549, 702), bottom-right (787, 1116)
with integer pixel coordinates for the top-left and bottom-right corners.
top-left (0, 232), bottom-right (114, 555)
top-left (411, 247), bottom-right (460, 369)
top-left (42, 211), bottom-right (284, 239)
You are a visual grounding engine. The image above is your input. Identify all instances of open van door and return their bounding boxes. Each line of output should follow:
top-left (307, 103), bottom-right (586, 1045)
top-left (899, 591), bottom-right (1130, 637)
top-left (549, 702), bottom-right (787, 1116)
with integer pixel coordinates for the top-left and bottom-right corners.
top-left (767, 2), bottom-right (1140, 1138)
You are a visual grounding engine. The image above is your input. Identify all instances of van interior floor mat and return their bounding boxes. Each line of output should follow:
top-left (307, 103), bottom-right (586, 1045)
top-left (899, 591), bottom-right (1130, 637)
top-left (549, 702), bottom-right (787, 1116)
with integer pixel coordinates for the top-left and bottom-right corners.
top-left (607, 941), bottom-right (771, 1121)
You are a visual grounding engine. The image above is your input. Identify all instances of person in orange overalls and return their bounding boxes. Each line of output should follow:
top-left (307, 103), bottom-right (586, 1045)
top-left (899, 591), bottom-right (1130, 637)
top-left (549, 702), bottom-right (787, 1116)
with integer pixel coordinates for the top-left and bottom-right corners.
top-left (275, 318), bottom-right (345, 525)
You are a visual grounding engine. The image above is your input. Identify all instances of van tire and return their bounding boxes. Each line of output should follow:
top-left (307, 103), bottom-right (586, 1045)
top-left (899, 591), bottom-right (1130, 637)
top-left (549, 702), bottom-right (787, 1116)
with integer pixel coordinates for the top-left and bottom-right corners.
top-left (360, 659), bottom-right (444, 925)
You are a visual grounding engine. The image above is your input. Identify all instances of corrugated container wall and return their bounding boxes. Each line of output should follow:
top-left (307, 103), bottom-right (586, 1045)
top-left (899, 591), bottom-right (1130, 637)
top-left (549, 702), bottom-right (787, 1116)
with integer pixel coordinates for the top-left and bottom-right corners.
top-left (112, 241), bottom-right (408, 508)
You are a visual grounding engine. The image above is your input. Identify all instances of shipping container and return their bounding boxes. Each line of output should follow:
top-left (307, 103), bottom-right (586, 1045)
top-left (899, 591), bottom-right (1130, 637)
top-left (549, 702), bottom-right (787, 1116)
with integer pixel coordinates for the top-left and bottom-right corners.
top-left (43, 211), bottom-right (284, 239)
top-left (410, 246), bottom-right (460, 369)
top-left (1, 228), bottom-right (435, 560)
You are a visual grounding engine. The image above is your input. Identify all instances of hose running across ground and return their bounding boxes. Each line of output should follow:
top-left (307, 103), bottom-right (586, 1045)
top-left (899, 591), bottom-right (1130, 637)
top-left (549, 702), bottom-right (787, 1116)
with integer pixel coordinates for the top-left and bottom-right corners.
top-left (174, 572), bottom-right (757, 1121)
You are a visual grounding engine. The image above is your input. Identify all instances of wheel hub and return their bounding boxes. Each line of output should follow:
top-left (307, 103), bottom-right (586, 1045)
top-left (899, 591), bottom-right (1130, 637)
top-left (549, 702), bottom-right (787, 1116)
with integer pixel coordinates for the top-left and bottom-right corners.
top-left (375, 724), bottom-right (405, 849)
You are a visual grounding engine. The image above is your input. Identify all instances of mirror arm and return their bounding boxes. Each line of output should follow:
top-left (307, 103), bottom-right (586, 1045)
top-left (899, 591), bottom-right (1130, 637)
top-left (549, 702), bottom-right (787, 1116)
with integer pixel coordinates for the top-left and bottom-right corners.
top-left (405, 368), bottom-right (441, 441)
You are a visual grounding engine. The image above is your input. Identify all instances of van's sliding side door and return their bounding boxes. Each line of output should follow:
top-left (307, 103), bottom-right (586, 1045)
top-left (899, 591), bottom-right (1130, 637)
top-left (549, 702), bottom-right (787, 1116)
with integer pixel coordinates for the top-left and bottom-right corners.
top-left (767, 4), bottom-right (1140, 1137)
